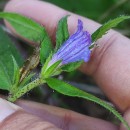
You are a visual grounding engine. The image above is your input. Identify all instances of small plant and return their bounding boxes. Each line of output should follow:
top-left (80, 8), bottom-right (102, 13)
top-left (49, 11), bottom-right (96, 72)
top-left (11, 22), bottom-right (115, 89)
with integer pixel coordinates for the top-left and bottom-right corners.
top-left (0, 12), bottom-right (130, 129)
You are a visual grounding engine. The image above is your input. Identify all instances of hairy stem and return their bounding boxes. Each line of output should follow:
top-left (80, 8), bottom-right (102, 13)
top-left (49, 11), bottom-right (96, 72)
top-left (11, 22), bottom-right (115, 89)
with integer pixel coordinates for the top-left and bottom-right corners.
top-left (8, 78), bottom-right (45, 102)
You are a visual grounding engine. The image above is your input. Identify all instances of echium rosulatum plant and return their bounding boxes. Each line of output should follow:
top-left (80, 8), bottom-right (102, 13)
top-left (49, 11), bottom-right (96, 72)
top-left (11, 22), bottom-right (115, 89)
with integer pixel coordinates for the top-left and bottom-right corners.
top-left (0, 12), bottom-right (130, 129)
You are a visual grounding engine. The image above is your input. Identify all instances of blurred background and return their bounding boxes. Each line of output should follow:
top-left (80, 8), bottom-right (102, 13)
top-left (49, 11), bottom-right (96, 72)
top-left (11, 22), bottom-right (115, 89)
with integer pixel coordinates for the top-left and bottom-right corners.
top-left (0, 0), bottom-right (130, 125)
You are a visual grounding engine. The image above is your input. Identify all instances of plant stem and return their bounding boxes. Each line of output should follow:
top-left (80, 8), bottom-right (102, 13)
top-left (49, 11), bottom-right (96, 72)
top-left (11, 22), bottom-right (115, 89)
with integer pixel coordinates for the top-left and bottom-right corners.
top-left (8, 78), bottom-right (45, 102)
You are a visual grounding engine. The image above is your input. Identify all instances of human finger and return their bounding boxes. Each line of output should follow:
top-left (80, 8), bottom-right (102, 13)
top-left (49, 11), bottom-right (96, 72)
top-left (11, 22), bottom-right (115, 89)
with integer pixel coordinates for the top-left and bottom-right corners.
top-left (0, 98), bottom-right (61, 130)
top-left (16, 100), bottom-right (118, 130)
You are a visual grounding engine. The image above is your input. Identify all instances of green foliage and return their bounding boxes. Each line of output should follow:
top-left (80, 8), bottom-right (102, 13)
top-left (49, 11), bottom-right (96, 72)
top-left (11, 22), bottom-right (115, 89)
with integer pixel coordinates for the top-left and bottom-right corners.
top-left (0, 60), bottom-right (12, 90)
top-left (55, 15), bottom-right (69, 51)
top-left (0, 12), bottom-right (45, 43)
top-left (40, 34), bottom-right (53, 64)
top-left (41, 53), bottom-right (52, 77)
top-left (19, 73), bottom-right (35, 88)
top-left (44, 60), bottom-right (61, 78)
top-left (0, 27), bottom-right (23, 90)
top-left (12, 56), bottom-right (20, 86)
top-left (62, 61), bottom-right (83, 72)
top-left (46, 78), bottom-right (130, 130)
top-left (9, 56), bottom-right (21, 94)
top-left (91, 15), bottom-right (130, 43)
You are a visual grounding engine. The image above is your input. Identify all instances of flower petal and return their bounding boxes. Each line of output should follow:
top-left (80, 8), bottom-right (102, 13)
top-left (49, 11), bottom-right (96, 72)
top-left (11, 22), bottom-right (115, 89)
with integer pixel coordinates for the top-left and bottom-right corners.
top-left (63, 47), bottom-right (91, 64)
top-left (57, 30), bottom-right (91, 59)
top-left (56, 19), bottom-right (84, 55)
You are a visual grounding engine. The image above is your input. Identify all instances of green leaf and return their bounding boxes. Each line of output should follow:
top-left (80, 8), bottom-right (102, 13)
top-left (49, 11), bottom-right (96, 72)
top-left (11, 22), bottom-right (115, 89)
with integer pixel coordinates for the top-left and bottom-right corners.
top-left (12, 56), bottom-right (20, 86)
top-left (62, 61), bottom-right (83, 72)
top-left (55, 15), bottom-right (69, 51)
top-left (9, 56), bottom-right (21, 94)
top-left (0, 27), bottom-right (23, 90)
top-left (41, 53), bottom-right (53, 76)
top-left (40, 34), bottom-right (53, 64)
top-left (51, 68), bottom-right (62, 76)
top-left (19, 73), bottom-right (35, 88)
top-left (44, 60), bottom-right (61, 78)
top-left (0, 61), bottom-right (12, 90)
top-left (0, 12), bottom-right (45, 43)
top-left (46, 78), bottom-right (130, 130)
top-left (91, 15), bottom-right (130, 45)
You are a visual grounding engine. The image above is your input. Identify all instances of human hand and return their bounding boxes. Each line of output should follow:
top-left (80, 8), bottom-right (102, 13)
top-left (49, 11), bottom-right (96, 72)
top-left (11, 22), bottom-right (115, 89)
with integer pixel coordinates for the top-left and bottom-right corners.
top-left (0, 0), bottom-right (130, 130)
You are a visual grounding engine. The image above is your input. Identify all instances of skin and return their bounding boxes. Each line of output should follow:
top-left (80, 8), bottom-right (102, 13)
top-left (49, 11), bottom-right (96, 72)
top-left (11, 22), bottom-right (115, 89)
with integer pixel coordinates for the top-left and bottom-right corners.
top-left (0, 0), bottom-right (130, 129)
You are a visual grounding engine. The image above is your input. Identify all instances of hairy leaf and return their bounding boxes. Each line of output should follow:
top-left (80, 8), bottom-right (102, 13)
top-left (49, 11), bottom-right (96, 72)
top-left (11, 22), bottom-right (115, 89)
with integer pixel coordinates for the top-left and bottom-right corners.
top-left (44, 60), bottom-right (61, 78)
top-left (9, 56), bottom-right (21, 94)
top-left (19, 73), bottom-right (35, 88)
top-left (62, 61), bottom-right (83, 72)
top-left (90, 15), bottom-right (130, 48)
top-left (0, 27), bottom-right (23, 90)
top-left (0, 60), bottom-right (12, 90)
top-left (12, 56), bottom-right (20, 86)
top-left (46, 78), bottom-right (130, 130)
top-left (40, 34), bottom-right (53, 64)
top-left (55, 15), bottom-right (69, 51)
top-left (0, 12), bottom-right (45, 43)
top-left (41, 53), bottom-right (53, 77)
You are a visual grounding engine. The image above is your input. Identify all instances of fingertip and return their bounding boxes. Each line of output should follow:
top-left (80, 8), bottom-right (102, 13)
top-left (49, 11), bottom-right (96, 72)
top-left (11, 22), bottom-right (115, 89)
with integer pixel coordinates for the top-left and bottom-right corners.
top-left (0, 111), bottom-right (61, 130)
top-left (0, 98), bottom-right (21, 122)
top-left (0, 98), bottom-right (61, 130)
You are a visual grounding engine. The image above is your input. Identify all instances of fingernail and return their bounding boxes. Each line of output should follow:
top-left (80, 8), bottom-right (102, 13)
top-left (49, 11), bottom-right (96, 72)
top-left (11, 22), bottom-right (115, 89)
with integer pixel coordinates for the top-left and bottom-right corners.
top-left (0, 98), bottom-right (21, 122)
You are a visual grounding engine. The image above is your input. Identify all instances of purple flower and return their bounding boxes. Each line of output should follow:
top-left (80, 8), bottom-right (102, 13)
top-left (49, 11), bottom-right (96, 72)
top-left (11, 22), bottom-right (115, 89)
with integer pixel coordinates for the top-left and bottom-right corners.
top-left (49, 19), bottom-right (91, 66)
